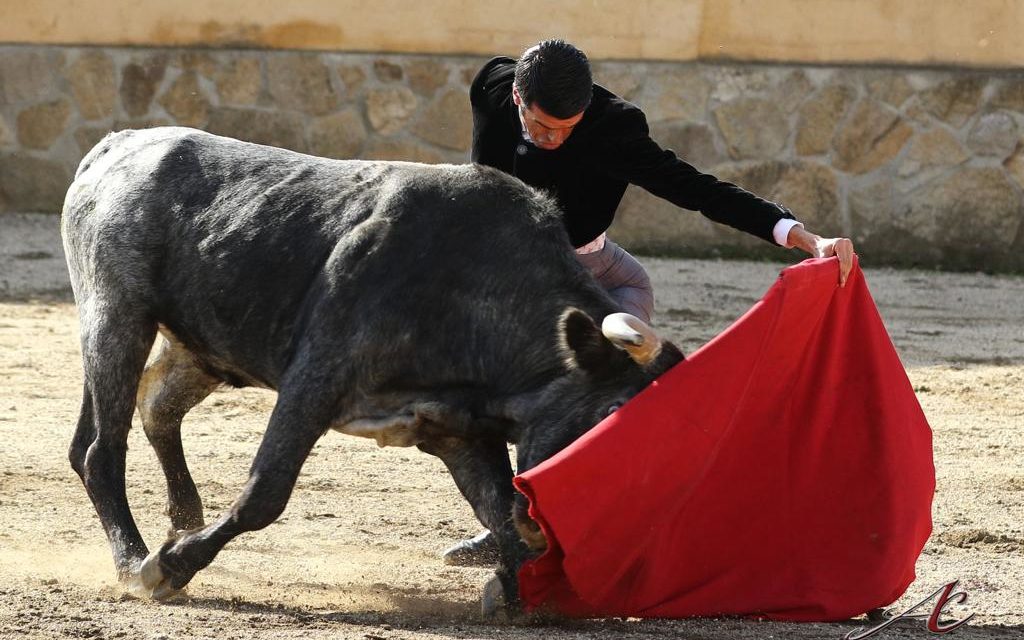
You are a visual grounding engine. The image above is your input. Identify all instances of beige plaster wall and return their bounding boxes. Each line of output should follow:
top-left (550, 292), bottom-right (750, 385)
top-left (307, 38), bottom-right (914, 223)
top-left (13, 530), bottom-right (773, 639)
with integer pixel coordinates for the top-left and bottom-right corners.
top-left (0, 0), bottom-right (704, 61)
top-left (1, 0), bottom-right (1020, 67)
top-left (699, 0), bottom-right (1023, 68)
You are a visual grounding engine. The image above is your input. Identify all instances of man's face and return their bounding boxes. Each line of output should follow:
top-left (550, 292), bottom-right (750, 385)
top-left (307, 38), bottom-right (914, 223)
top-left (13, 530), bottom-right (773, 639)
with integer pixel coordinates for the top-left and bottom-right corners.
top-left (512, 85), bottom-right (584, 150)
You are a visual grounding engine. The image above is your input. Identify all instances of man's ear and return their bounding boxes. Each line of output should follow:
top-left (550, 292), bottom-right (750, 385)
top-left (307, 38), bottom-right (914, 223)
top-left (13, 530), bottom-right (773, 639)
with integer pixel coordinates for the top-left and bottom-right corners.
top-left (512, 84), bottom-right (522, 106)
top-left (560, 308), bottom-right (621, 375)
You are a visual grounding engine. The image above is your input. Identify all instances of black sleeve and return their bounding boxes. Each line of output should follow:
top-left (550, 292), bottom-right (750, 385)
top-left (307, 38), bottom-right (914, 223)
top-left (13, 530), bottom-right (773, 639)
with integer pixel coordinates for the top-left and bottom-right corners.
top-left (470, 57), bottom-right (515, 166)
top-left (597, 110), bottom-right (794, 244)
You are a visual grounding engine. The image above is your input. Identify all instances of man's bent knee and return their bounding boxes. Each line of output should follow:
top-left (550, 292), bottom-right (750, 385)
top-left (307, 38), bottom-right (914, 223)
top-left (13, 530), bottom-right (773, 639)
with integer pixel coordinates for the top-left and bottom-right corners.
top-left (579, 240), bottom-right (654, 322)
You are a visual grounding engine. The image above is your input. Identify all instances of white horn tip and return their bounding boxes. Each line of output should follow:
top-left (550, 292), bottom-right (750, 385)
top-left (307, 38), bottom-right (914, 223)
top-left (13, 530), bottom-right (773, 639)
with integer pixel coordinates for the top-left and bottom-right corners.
top-left (602, 313), bottom-right (662, 365)
top-left (602, 313), bottom-right (646, 345)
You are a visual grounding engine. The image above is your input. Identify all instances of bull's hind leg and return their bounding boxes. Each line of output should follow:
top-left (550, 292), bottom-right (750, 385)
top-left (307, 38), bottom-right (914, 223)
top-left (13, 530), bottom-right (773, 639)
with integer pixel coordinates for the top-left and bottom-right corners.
top-left (71, 301), bottom-right (157, 579)
top-left (132, 370), bottom-right (332, 599)
top-left (137, 335), bottom-right (220, 533)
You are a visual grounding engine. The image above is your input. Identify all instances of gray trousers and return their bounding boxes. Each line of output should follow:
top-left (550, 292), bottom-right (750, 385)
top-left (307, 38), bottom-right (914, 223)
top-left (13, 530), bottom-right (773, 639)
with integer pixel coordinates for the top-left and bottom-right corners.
top-left (574, 239), bottom-right (654, 323)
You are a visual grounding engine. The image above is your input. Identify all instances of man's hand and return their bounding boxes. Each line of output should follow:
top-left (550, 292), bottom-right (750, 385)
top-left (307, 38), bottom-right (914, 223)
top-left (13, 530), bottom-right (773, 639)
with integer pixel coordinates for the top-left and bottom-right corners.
top-left (786, 226), bottom-right (856, 287)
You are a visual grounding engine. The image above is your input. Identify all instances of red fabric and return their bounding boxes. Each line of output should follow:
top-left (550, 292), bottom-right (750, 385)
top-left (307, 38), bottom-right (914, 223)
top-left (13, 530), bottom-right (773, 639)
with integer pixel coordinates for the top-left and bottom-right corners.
top-left (514, 257), bottom-right (934, 621)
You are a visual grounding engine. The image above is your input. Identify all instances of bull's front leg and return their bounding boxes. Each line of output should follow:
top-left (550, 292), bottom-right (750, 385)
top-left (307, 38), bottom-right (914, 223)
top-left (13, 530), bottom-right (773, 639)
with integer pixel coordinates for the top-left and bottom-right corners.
top-left (418, 436), bottom-right (529, 618)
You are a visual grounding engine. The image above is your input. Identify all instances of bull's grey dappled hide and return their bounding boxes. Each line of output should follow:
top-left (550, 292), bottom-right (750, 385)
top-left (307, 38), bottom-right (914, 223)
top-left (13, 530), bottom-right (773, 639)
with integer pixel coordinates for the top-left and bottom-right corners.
top-left (62, 127), bottom-right (683, 614)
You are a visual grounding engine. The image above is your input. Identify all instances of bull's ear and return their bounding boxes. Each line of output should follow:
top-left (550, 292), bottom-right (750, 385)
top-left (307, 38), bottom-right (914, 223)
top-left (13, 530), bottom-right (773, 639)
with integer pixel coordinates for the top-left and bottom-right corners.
top-left (560, 308), bottom-right (621, 375)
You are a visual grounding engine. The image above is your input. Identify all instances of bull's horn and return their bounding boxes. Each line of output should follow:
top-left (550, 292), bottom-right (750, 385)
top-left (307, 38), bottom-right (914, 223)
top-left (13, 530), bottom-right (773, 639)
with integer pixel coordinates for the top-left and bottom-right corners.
top-left (601, 313), bottom-right (662, 365)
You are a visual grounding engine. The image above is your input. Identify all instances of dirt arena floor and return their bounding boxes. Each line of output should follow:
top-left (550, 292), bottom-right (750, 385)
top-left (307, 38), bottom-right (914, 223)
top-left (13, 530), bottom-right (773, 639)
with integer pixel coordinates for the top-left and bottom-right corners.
top-left (1, 213), bottom-right (1022, 639)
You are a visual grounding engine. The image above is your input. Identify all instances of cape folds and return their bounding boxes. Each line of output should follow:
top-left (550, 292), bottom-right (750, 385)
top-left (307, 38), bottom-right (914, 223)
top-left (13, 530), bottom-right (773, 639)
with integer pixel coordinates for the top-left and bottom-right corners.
top-left (514, 257), bottom-right (935, 621)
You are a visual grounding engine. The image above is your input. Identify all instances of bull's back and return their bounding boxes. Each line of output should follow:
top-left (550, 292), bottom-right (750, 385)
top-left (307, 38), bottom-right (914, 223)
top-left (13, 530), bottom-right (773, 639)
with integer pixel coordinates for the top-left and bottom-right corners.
top-left (61, 127), bottom-right (574, 387)
top-left (63, 128), bottom-right (395, 381)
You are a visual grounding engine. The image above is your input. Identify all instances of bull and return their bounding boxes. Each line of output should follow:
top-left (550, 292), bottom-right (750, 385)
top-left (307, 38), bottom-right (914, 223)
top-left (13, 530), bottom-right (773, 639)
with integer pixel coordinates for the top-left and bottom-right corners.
top-left (62, 127), bottom-right (684, 614)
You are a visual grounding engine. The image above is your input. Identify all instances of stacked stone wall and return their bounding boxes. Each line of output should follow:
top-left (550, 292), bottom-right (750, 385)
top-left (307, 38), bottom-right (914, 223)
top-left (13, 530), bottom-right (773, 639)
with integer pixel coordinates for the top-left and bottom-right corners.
top-left (1, 45), bottom-right (1022, 271)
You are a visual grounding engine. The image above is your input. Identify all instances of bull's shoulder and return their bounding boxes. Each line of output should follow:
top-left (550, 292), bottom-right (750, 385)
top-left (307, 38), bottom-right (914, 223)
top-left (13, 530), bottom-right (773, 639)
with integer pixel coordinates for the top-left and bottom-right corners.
top-left (360, 162), bottom-right (566, 251)
top-left (455, 163), bottom-right (563, 227)
top-left (387, 162), bottom-right (561, 221)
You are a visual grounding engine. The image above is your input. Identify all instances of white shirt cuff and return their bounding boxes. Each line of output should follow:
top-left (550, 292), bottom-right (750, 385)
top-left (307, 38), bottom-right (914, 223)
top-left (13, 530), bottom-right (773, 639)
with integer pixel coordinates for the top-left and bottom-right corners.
top-left (773, 218), bottom-right (803, 248)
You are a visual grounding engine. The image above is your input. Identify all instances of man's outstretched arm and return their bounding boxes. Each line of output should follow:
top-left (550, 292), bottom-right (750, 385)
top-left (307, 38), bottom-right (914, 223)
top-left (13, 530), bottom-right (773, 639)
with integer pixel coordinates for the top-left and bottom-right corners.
top-left (598, 110), bottom-right (856, 286)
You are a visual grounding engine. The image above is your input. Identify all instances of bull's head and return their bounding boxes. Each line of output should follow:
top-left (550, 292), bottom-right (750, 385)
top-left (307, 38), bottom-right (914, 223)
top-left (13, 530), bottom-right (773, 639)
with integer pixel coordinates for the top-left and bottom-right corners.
top-left (512, 308), bottom-right (684, 551)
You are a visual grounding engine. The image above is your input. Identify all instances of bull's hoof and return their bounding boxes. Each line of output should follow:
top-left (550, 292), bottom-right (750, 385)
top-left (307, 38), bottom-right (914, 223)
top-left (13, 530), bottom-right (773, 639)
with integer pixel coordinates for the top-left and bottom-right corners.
top-left (481, 574), bottom-right (536, 623)
top-left (481, 574), bottom-right (507, 620)
top-left (124, 550), bottom-right (184, 601)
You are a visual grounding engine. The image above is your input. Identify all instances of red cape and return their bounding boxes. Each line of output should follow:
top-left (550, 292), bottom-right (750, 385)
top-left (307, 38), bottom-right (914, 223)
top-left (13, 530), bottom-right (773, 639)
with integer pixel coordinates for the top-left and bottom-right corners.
top-left (514, 257), bottom-right (934, 621)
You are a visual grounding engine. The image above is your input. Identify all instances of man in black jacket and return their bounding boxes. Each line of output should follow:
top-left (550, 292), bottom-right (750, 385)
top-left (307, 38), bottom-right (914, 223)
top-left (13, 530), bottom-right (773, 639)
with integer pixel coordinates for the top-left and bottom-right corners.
top-left (443, 39), bottom-right (854, 565)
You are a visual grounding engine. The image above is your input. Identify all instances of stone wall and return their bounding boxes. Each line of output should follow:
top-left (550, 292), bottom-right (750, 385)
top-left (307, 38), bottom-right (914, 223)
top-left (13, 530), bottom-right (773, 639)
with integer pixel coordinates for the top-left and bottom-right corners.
top-left (1, 45), bottom-right (1023, 272)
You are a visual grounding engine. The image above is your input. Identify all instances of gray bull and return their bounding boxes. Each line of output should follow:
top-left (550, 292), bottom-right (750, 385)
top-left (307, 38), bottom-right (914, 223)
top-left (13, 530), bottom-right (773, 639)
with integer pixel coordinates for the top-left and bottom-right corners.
top-left (62, 127), bottom-right (683, 613)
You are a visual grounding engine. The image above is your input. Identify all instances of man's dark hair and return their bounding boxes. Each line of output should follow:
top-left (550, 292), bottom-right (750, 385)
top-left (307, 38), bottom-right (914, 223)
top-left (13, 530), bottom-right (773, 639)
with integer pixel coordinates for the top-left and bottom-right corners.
top-left (514, 39), bottom-right (593, 119)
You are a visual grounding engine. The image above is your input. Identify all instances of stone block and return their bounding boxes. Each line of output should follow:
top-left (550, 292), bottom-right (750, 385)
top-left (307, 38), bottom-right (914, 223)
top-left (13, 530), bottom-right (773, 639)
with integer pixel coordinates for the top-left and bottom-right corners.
top-left (66, 51), bottom-right (116, 121)
top-left (708, 67), bottom-right (774, 104)
top-left (0, 116), bottom-right (12, 147)
top-left (713, 98), bottom-right (788, 160)
top-left (716, 161), bottom-right (841, 236)
top-left (848, 179), bottom-right (895, 238)
top-left (848, 178), bottom-right (931, 266)
top-left (866, 75), bottom-right (914, 107)
top-left (366, 87), bottom-right (419, 135)
top-left (17, 99), bottom-right (72, 150)
top-left (771, 162), bottom-right (841, 235)
top-left (897, 127), bottom-right (969, 180)
top-left (411, 89), bottom-right (471, 151)
top-left (215, 57), bottom-right (263, 106)
top-left (267, 53), bottom-right (337, 115)
top-left (176, 51), bottom-right (217, 78)
top-left (373, 59), bottom-right (404, 82)
top-left (833, 100), bottom-right (912, 174)
top-left (206, 108), bottom-right (307, 153)
top-left (904, 168), bottom-right (1023, 269)
top-left (337, 65), bottom-right (367, 94)
top-left (639, 68), bottom-right (710, 123)
top-left (405, 58), bottom-right (448, 96)
top-left (159, 72), bottom-right (210, 128)
top-left (714, 161), bottom-right (788, 197)
top-left (0, 50), bottom-right (59, 105)
top-left (309, 109), bottom-right (366, 159)
top-left (771, 70), bottom-right (815, 114)
top-left (649, 121), bottom-right (725, 169)
top-left (593, 62), bottom-right (642, 100)
top-left (74, 126), bottom-right (111, 154)
top-left (362, 138), bottom-right (446, 164)
top-left (902, 99), bottom-right (934, 127)
top-left (918, 76), bottom-right (985, 127)
top-left (460, 63), bottom-right (482, 86)
top-left (611, 184), bottom-right (719, 254)
top-left (1004, 143), bottom-right (1024, 189)
top-left (989, 79), bottom-right (1024, 112)
top-left (120, 56), bottom-right (168, 117)
top-left (966, 111), bottom-right (1018, 159)
top-left (795, 84), bottom-right (856, 156)
top-left (0, 152), bottom-right (72, 213)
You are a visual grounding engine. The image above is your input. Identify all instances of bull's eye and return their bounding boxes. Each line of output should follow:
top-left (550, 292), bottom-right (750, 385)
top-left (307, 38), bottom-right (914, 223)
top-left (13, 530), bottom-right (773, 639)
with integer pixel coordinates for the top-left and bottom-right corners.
top-left (606, 403), bottom-right (621, 416)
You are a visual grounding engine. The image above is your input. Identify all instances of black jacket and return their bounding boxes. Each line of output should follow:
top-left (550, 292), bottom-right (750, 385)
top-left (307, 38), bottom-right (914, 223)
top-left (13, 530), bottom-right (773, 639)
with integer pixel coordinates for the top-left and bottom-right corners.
top-left (470, 56), bottom-right (794, 248)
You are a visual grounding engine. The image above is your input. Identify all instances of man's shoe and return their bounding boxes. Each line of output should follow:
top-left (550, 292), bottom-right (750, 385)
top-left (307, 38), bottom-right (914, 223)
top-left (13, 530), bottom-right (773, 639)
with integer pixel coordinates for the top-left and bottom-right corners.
top-left (442, 530), bottom-right (500, 566)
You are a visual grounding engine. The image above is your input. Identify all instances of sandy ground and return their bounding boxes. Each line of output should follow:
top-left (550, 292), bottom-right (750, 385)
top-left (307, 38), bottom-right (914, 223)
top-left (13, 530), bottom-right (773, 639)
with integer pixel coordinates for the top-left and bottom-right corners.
top-left (1, 212), bottom-right (1022, 639)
